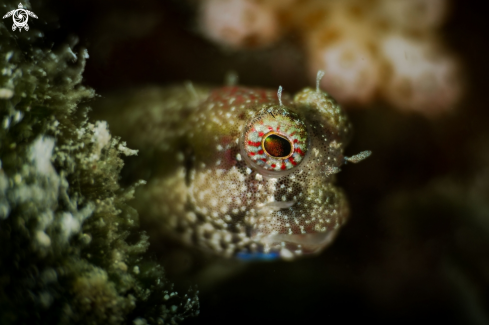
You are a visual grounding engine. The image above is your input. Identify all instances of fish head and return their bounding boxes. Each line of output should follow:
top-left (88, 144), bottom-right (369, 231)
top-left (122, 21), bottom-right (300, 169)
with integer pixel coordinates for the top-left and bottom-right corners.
top-left (187, 86), bottom-right (355, 260)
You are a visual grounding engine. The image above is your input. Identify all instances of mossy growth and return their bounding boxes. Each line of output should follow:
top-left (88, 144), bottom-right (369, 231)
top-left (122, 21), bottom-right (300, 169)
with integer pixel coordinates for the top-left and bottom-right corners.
top-left (0, 1), bottom-right (198, 324)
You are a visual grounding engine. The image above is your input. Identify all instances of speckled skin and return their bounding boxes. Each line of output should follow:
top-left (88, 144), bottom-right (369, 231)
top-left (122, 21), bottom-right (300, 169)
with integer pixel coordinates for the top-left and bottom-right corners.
top-left (102, 84), bottom-right (359, 260)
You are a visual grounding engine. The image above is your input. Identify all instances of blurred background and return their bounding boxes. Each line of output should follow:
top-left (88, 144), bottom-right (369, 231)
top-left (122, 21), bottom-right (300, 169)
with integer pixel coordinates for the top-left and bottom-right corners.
top-left (38, 0), bottom-right (489, 324)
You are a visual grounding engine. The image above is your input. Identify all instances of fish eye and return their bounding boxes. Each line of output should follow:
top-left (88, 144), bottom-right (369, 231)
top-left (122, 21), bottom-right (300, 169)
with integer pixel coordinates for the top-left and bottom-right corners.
top-left (262, 132), bottom-right (293, 159)
top-left (241, 106), bottom-right (308, 173)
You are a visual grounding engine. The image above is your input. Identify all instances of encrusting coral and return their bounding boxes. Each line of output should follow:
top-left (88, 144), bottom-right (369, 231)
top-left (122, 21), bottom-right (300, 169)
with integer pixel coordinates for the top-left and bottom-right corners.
top-left (198, 0), bottom-right (463, 116)
top-left (0, 1), bottom-right (198, 324)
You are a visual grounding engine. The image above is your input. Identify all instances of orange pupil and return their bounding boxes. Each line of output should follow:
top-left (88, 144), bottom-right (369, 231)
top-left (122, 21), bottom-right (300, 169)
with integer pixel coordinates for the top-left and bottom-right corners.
top-left (263, 134), bottom-right (292, 158)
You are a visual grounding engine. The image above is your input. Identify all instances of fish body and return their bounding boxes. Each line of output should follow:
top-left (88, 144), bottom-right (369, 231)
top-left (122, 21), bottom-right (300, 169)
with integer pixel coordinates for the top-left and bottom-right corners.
top-left (101, 84), bottom-right (364, 260)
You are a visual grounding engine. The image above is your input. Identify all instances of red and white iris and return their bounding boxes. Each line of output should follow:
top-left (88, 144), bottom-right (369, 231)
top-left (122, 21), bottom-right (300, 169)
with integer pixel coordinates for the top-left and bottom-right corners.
top-left (244, 112), bottom-right (308, 172)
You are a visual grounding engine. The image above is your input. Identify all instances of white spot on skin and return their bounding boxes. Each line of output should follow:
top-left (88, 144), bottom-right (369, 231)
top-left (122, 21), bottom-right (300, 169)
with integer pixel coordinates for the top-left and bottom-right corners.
top-left (280, 248), bottom-right (294, 259)
top-left (313, 148), bottom-right (320, 157)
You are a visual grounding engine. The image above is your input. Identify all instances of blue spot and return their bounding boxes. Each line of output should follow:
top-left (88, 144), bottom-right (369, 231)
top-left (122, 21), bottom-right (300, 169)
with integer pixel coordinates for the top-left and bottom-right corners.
top-left (236, 250), bottom-right (280, 261)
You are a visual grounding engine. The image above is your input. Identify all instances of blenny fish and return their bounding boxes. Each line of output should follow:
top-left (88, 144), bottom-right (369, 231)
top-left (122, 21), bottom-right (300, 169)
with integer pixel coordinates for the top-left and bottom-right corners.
top-left (99, 76), bottom-right (370, 261)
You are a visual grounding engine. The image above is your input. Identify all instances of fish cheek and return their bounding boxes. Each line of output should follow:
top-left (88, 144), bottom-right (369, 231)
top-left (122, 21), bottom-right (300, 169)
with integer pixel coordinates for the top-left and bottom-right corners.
top-left (189, 164), bottom-right (251, 228)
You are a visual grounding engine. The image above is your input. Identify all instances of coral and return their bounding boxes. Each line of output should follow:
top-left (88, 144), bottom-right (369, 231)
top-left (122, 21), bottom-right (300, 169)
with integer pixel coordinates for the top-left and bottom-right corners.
top-left (200, 0), bottom-right (281, 49)
top-left (197, 0), bottom-right (463, 115)
top-left (0, 1), bottom-right (198, 324)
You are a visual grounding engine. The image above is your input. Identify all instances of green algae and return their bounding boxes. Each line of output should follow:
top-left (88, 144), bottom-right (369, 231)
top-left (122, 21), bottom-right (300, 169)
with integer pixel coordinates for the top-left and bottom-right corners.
top-left (0, 1), bottom-right (198, 324)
